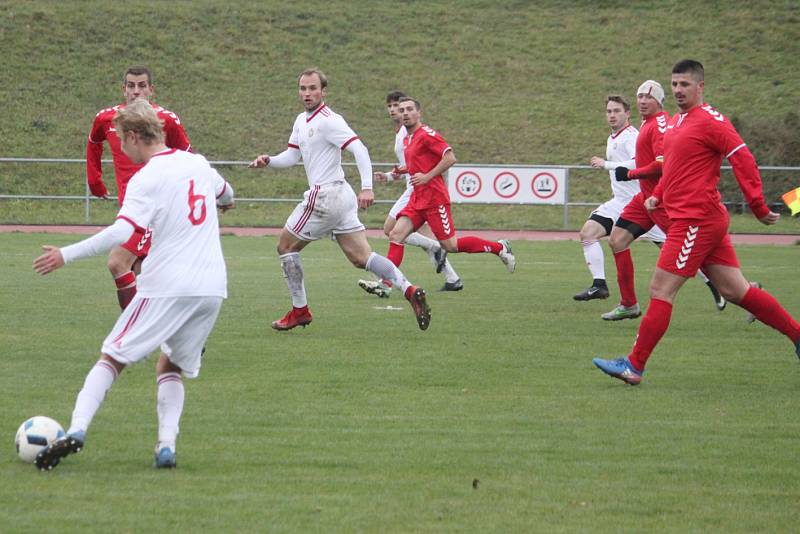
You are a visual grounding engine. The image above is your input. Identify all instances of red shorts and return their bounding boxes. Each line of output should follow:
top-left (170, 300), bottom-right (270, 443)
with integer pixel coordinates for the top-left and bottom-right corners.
top-left (396, 203), bottom-right (456, 241)
top-left (656, 217), bottom-right (739, 277)
top-left (618, 192), bottom-right (672, 234)
top-left (121, 226), bottom-right (152, 257)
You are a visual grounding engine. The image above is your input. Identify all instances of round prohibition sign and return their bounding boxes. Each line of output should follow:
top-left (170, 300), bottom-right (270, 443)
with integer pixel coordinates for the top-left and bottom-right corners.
top-left (493, 172), bottom-right (520, 199)
top-left (455, 171), bottom-right (482, 198)
top-left (531, 172), bottom-right (558, 200)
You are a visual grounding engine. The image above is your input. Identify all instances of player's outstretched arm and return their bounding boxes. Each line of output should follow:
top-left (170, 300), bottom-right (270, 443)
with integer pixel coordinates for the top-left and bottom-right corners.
top-left (33, 246), bottom-right (65, 275)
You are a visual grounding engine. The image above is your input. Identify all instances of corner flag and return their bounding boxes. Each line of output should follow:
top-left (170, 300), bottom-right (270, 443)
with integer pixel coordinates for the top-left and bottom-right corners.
top-left (782, 187), bottom-right (800, 216)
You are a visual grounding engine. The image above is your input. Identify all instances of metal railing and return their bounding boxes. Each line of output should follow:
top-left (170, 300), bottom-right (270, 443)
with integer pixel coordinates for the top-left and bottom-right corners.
top-left (2, 157), bottom-right (798, 228)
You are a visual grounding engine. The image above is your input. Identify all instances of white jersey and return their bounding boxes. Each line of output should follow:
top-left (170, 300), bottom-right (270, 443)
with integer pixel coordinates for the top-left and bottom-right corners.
top-left (604, 124), bottom-right (640, 202)
top-left (117, 149), bottom-right (228, 298)
top-left (288, 103), bottom-right (361, 187)
top-left (394, 125), bottom-right (412, 188)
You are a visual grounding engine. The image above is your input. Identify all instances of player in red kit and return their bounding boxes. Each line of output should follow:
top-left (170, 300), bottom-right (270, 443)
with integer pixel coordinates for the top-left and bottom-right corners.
top-left (593, 60), bottom-right (800, 385)
top-left (86, 66), bottom-right (191, 309)
top-left (387, 97), bottom-right (516, 274)
top-left (602, 79), bottom-right (725, 321)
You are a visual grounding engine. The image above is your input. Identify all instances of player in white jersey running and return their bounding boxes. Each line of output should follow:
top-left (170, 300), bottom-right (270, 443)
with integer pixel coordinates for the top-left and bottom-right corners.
top-left (574, 95), bottom-right (665, 301)
top-left (249, 69), bottom-right (431, 332)
top-left (32, 100), bottom-right (234, 471)
top-left (358, 91), bottom-right (463, 298)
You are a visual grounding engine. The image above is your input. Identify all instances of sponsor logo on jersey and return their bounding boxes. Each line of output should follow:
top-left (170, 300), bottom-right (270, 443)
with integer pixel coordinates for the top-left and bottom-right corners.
top-left (308, 128), bottom-right (314, 137)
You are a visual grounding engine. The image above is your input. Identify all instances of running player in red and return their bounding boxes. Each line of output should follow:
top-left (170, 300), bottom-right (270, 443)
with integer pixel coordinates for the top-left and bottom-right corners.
top-left (86, 66), bottom-right (191, 309)
top-left (593, 59), bottom-right (800, 385)
top-left (387, 97), bottom-right (516, 273)
top-left (601, 80), bottom-right (725, 321)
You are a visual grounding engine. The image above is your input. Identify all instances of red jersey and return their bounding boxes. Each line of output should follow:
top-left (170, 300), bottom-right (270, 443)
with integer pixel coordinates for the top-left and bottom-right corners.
top-left (658, 103), bottom-right (769, 220)
top-left (403, 124), bottom-right (452, 208)
top-left (86, 102), bottom-right (191, 204)
top-left (630, 111), bottom-right (668, 197)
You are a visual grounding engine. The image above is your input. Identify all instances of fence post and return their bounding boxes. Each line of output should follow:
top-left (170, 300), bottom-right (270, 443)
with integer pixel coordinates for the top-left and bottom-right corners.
top-left (563, 168), bottom-right (570, 229)
top-left (85, 182), bottom-right (90, 223)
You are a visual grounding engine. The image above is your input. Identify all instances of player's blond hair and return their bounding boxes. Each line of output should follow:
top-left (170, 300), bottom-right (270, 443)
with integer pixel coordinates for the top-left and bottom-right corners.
top-left (298, 68), bottom-right (328, 88)
top-left (113, 99), bottom-right (164, 144)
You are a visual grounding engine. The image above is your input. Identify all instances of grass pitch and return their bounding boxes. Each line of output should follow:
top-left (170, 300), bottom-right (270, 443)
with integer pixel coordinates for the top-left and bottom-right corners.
top-left (2, 232), bottom-right (799, 532)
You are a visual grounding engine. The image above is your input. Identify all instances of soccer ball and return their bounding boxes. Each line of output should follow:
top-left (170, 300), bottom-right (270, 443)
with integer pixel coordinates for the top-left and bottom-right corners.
top-left (15, 416), bottom-right (65, 463)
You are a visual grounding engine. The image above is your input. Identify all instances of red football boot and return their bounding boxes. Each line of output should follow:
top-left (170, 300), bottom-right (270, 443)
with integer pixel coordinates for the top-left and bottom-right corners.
top-left (404, 286), bottom-right (431, 331)
top-left (271, 306), bottom-right (313, 331)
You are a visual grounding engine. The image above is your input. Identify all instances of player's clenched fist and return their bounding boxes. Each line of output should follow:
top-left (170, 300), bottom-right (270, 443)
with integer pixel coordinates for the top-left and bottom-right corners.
top-left (33, 246), bottom-right (65, 275)
top-left (249, 154), bottom-right (271, 168)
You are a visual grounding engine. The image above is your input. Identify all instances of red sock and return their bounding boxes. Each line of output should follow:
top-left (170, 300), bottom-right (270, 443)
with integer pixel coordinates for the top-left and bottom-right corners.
top-left (387, 241), bottom-right (405, 267)
top-left (614, 248), bottom-right (637, 307)
top-left (739, 286), bottom-right (800, 343)
top-left (628, 298), bottom-right (673, 371)
top-left (114, 271), bottom-right (137, 310)
top-left (456, 236), bottom-right (502, 254)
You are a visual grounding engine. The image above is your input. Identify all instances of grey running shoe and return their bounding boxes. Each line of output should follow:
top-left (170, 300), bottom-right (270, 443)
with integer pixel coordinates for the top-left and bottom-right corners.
top-left (433, 248), bottom-right (448, 274)
top-left (707, 281), bottom-right (726, 311)
top-left (601, 303), bottom-right (641, 321)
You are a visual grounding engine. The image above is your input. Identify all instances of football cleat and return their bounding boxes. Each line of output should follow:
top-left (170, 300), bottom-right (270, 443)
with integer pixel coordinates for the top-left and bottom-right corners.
top-left (155, 446), bottom-right (177, 469)
top-left (271, 307), bottom-right (313, 331)
top-left (35, 431), bottom-right (85, 471)
top-left (574, 285), bottom-right (610, 301)
top-left (745, 281), bottom-right (762, 324)
top-left (592, 357), bottom-right (643, 385)
top-left (706, 281), bottom-right (726, 311)
top-left (601, 303), bottom-right (641, 321)
top-left (498, 239), bottom-right (516, 273)
top-left (358, 279), bottom-right (392, 298)
top-left (439, 279), bottom-right (464, 292)
top-left (405, 286), bottom-right (431, 331)
top-left (433, 248), bottom-right (448, 274)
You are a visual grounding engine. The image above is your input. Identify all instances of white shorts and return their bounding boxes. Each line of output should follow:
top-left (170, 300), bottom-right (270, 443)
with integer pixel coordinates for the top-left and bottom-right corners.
top-left (101, 296), bottom-right (223, 378)
top-left (285, 181), bottom-right (365, 241)
top-left (388, 186), bottom-right (413, 219)
top-left (592, 197), bottom-right (665, 242)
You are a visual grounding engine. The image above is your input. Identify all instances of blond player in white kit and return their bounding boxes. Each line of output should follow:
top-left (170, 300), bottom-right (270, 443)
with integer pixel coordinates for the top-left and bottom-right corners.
top-left (250, 69), bottom-right (431, 332)
top-left (32, 99), bottom-right (234, 471)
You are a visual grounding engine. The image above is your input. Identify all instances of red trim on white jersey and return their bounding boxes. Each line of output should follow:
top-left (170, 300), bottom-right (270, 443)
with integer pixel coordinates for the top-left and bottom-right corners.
top-left (306, 104), bottom-right (330, 123)
top-left (611, 124), bottom-right (633, 139)
top-left (340, 136), bottom-right (359, 150)
top-left (287, 143), bottom-right (300, 149)
top-left (116, 215), bottom-right (146, 234)
top-left (151, 148), bottom-right (177, 159)
top-left (216, 182), bottom-right (228, 199)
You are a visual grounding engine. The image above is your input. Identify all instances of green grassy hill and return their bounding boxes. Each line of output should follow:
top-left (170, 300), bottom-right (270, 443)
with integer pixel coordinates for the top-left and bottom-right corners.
top-left (2, 0), bottom-right (799, 230)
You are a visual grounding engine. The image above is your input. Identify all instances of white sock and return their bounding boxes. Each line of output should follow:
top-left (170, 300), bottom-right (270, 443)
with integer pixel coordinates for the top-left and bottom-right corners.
top-left (442, 259), bottom-right (460, 284)
top-left (582, 240), bottom-right (605, 281)
top-left (696, 269), bottom-right (710, 283)
top-left (68, 360), bottom-right (118, 434)
top-left (405, 232), bottom-right (440, 253)
top-left (280, 252), bottom-right (307, 308)
top-left (156, 372), bottom-right (184, 450)
top-left (365, 252), bottom-right (411, 294)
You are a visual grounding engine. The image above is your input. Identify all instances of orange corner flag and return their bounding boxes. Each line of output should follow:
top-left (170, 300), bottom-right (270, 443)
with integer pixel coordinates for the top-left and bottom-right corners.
top-left (782, 187), bottom-right (800, 216)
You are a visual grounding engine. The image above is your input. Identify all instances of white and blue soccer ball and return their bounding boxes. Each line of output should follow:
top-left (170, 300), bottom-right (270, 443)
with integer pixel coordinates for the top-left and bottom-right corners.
top-left (15, 416), bottom-right (65, 463)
